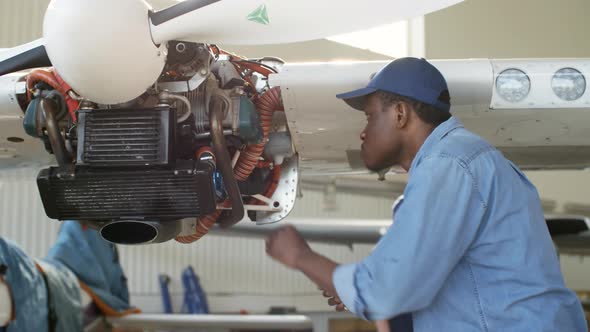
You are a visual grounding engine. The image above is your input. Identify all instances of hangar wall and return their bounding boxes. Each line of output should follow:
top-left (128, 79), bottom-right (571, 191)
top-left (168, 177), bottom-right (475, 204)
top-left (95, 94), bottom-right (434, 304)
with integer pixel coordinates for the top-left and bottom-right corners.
top-left (425, 0), bottom-right (590, 59)
top-left (0, 0), bottom-right (48, 48)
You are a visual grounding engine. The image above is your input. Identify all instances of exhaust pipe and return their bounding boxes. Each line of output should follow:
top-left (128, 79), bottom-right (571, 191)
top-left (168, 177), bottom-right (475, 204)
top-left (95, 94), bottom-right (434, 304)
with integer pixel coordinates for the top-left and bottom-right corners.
top-left (100, 220), bottom-right (182, 245)
top-left (209, 95), bottom-right (245, 228)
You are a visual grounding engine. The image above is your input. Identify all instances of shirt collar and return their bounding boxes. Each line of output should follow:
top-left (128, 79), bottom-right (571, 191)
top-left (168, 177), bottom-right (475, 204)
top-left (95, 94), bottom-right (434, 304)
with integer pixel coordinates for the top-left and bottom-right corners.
top-left (409, 116), bottom-right (464, 171)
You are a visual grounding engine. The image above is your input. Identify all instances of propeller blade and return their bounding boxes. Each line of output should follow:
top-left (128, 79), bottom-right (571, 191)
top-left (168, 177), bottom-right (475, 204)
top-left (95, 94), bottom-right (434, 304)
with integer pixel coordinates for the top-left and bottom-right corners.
top-left (150, 0), bottom-right (463, 45)
top-left (0, 39), bottom-right (51, 76)
top-left (149, 0), bottom-right (221, 26)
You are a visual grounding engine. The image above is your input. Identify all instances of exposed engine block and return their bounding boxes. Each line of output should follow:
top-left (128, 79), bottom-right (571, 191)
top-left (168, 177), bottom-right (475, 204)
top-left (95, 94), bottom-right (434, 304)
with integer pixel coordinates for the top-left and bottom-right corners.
top-left (19, 41), bottom-right (296, 245)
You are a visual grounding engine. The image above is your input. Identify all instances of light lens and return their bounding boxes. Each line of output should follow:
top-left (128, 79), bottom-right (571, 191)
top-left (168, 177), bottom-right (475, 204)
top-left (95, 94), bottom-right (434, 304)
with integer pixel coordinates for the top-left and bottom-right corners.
top-left (495, 68), bottom-right (531, 103)
top-left (552, 68), bottom-right (586, 101)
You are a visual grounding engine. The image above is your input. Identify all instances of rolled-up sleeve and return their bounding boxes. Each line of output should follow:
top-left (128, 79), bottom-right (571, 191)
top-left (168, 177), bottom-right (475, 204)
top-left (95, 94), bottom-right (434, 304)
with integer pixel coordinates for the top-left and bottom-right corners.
top-left (333, 263), bottom-right (363, 316)
top-left (332, 156), bottom-right (486, 321)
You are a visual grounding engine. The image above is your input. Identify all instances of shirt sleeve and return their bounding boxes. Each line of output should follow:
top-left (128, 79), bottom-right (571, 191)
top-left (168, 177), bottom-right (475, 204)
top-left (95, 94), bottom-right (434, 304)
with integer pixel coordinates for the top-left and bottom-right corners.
top-left (333, 155), bottom-right (486, 320)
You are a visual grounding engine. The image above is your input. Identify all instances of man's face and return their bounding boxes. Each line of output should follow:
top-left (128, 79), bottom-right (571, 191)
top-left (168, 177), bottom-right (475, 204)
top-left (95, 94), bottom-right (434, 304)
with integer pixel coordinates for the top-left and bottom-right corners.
top-left (360, 94), bottom-right (402, 171)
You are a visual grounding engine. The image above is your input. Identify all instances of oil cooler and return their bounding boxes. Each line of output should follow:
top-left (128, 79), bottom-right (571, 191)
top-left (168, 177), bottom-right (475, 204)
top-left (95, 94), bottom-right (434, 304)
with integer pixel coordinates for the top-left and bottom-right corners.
top-left (37, 107), bottom-right (217, 222)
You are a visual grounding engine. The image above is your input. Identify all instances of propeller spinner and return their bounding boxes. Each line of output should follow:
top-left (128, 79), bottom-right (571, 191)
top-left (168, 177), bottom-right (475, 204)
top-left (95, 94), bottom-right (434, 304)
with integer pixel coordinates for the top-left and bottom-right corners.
top-left (43, 0), bottom-right (165, 104)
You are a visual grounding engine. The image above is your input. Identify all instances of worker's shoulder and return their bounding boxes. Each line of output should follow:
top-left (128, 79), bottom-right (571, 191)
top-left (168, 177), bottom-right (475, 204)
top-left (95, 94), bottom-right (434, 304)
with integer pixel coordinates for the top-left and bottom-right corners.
top-left (426, 126), bottom-right (499, 168)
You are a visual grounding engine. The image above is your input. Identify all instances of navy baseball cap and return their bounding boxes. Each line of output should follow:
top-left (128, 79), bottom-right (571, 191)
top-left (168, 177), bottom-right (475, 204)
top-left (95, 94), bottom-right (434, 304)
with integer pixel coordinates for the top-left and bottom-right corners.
top-left (336, 57), bottom-right (450, 112)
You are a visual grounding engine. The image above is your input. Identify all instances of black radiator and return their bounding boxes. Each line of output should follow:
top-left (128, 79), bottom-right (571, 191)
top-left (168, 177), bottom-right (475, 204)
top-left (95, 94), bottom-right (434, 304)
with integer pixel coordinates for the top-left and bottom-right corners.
top-left (76, 108), bottom-right (174, 166)
top-left (37, 161), bottom-right (216, 221)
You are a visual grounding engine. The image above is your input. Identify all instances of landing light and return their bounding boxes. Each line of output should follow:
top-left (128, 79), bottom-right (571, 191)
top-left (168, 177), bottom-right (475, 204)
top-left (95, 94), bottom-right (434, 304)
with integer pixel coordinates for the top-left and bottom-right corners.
top-left (552, 68), bottom-right (586, 101)
top-left (490, 59), bottom-right (590, 109)
top-left (495, 68), bottom-right (530, 103)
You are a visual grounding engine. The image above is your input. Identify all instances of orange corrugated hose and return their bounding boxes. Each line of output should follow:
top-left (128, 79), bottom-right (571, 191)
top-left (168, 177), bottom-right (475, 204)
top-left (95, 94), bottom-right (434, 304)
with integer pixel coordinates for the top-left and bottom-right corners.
top-left (175, 87), bottom-right (284, 243)
top-left (26, 69), bottom-right (79, 121)
top-left (175, 210), bottom-right (223, 244)
top-left (235, 87), bottom-right (283, 181)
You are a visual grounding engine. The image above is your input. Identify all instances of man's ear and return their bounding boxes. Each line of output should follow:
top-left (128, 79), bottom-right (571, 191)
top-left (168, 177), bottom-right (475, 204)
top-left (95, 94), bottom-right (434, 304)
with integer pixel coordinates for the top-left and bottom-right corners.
top-left (394, 102), bottom-right (411, 129)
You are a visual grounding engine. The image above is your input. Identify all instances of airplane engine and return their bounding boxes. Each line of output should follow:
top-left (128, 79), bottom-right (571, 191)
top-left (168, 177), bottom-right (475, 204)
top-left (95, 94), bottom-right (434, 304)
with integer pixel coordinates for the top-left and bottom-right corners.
top-left (17, 42), bottom-right (297, 244)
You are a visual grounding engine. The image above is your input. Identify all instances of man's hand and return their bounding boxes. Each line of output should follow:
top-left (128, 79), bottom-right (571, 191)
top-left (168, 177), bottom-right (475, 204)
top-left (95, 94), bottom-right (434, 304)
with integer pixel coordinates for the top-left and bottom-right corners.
top-left (266, 226), bottom-right (340, 303)
top-left (322, 289), bottom-right (348, 312)
top-left (265, 225), bottom-right (312, 269)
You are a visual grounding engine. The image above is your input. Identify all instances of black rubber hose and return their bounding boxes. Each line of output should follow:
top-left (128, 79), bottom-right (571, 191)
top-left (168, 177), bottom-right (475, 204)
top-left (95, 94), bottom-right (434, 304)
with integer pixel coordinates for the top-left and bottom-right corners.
top-left (209, 95), bottom-right (244, 228)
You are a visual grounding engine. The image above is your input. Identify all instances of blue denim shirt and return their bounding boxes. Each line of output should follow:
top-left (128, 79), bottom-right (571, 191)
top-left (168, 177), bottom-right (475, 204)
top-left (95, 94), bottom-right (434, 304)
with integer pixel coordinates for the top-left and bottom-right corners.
top-left (333, 117), bottom-right (587, 331)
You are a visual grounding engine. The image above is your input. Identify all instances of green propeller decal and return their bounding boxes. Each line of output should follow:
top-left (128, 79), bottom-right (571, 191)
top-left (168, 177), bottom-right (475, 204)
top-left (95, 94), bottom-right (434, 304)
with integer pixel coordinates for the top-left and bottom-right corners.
top-left (247, 4), bottom-right (270, 25)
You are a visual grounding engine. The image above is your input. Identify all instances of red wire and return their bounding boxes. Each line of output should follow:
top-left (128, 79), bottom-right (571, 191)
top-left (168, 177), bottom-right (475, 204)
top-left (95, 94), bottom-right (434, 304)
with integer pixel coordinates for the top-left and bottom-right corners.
top-left (26, 69), bottom-right (79, 122)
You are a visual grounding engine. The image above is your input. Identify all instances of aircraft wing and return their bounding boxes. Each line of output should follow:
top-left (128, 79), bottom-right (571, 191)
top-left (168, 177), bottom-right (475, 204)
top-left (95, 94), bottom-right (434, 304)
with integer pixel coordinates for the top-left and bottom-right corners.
top-left (547, 215), bottom-right (590, 255)
top-left (212, 217), bottom-right (390, 244)
top-left (552, 232), bottom-right (590, 255)
top-left (213, 216), bottom-right (590, 254)
top-left (270, 59), bottom-right (590, 173)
